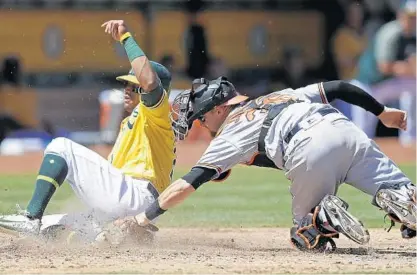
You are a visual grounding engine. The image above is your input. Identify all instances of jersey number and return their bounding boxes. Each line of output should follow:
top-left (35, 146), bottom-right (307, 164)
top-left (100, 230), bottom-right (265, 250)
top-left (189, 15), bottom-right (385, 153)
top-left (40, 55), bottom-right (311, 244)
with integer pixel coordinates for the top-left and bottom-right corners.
top-left (226, 93), bottom-right (298, 124)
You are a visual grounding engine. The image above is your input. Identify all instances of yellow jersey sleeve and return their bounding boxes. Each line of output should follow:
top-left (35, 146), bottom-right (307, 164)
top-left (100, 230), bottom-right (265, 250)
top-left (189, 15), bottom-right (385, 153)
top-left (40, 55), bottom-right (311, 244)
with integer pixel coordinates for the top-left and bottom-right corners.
top-left (140, 89), bottom-right (171, 130)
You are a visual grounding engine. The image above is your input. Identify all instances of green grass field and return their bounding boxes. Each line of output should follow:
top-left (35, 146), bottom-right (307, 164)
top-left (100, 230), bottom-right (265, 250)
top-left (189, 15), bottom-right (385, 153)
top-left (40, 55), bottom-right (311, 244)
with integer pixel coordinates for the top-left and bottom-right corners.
top-left (0, 165), bottom-right (415, 228)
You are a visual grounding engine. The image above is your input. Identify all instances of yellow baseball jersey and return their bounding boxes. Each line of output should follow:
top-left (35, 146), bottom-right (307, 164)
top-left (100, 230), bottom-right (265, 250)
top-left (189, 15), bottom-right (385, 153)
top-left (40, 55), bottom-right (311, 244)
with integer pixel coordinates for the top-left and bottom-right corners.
top-left (332, 27), bottom-right (367, 79)
top-left (108, 90), bottom-right (176, 193)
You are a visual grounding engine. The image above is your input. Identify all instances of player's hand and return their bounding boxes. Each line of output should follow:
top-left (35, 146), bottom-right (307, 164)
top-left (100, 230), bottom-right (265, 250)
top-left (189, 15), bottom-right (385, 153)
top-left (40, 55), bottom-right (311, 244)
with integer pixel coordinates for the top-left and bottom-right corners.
top-left (101, 20), bottom-right (128, 41)
top-left (378, 106), bottom-right (407, 131)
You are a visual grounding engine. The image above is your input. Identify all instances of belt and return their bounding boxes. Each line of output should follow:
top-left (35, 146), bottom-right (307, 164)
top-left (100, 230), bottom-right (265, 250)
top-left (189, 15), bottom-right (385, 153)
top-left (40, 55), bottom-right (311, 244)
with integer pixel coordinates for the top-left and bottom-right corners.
top-left (147, 183), bottom-right (159, 199)
top-left (284, 108), bottom-right (340, 144)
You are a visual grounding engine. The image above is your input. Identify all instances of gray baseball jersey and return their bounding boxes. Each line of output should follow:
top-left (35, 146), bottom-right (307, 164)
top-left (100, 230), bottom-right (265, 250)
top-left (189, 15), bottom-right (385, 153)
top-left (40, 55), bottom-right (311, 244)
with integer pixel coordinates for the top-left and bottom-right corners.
top-left (195, 82), bottom-right (412, 224)
top-left (195, 82), bottom-right (328, 176)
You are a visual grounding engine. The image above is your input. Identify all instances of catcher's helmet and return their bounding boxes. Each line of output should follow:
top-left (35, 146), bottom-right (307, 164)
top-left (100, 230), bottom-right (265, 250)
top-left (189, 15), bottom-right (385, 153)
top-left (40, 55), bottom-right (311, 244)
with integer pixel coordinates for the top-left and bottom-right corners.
top-left (171, 76), bottom-right (248, 140)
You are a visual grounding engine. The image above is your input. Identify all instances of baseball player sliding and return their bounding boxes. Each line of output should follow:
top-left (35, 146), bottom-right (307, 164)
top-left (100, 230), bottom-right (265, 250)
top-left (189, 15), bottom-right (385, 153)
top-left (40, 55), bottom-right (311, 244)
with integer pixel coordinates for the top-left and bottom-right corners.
top-left (123, 77), bottom-right (415, 251)
top-left (0, 20), bottom-right (176, 241)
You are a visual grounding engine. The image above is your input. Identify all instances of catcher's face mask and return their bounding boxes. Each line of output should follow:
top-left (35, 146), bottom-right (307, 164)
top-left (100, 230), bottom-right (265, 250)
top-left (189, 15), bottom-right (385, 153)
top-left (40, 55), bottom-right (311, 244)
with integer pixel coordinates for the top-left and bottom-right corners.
top-left (171, 89), bottom-right (194, 141)
top-left (170, 76), bottom-right (243, 141)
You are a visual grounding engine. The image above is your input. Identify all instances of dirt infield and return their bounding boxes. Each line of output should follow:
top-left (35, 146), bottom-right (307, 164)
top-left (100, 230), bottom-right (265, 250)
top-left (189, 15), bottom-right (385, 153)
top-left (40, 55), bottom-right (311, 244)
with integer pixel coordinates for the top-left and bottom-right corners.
top-left (0, 228), bottom-right (415, 274)
top-left (0, 138), bottom-right (414, 174)
top-left (0, 138), bottom-right (415, 274)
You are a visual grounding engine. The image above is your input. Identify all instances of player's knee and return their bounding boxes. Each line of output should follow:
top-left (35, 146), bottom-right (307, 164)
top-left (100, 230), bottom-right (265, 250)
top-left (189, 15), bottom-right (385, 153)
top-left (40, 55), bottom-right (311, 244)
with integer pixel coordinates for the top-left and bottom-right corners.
top-left (45, 137), bottom-right (70, 156)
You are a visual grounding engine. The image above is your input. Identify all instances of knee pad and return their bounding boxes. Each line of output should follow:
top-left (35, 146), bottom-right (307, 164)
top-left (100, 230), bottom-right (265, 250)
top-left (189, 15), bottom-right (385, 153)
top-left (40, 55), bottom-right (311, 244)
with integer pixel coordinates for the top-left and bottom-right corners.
top-left (45, 137), bottom-right (69, 156)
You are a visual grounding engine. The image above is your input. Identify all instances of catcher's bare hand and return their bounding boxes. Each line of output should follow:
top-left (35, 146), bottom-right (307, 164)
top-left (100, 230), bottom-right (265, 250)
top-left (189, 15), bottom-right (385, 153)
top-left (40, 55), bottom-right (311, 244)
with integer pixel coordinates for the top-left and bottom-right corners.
top-left (101, 20), bottom-right (128, 41)
top-left (378, 107), bottom-right (407, 131)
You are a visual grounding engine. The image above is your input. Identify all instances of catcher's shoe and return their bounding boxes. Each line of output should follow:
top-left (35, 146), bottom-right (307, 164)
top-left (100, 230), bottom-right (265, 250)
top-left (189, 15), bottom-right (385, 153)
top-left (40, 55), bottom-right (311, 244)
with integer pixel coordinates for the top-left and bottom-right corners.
top-left (0, 207), bottom-right (41, 237)
top-left (318, 195), bottom-right (370, 245)
top-left (400, 224), bottom-right (416, 239)
top-left (375, 185), bottom-right (416, 231)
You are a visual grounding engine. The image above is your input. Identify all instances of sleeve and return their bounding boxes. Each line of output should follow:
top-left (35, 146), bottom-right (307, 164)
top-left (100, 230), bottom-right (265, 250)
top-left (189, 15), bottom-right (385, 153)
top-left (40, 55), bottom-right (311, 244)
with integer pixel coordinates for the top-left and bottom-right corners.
top-left (140, 80), bottom-right (165, 108)
top-left (181, 166), bottom-right (217, 189)
top-left (212, 169), bottom-right (232, 182)
top-left (322, 81), bottom-right (384, 116)
top-left (195, 137), bottom-right (242, 178)
top-left (139, 87), bottom-right (171, 129)
top-left (293, 83), bottom-right (328, 104)
top-left (375, 25), bottom-right (400, 63)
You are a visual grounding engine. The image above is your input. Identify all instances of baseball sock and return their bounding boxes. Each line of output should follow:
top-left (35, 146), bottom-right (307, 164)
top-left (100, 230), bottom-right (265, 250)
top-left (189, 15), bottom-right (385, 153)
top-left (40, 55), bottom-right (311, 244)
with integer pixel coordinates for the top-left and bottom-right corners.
top-left (26, 154), bottom-right (68, 219)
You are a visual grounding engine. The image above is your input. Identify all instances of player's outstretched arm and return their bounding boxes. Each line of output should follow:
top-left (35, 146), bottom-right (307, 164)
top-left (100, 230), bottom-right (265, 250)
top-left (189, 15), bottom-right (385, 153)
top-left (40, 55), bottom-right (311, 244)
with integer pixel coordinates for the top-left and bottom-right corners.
top-left (112, 177), bottom-right (197, 231)
top-left (102, 20), bottom-right (162, 102)
top-left (134, 167), bottom-right (217, 226)
top-left (323, 80), bottom-right (407, 130)
top-left (133, 179), bottom-right (195, 226)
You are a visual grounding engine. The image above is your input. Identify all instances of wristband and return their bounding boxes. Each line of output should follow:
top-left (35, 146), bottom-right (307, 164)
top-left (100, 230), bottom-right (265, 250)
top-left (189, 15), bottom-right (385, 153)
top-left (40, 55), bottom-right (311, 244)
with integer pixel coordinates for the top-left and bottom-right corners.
top-left (123, 36), bottom-right (146, 62)
top-left (119, 32), bottom-right (132, 44)
top-left (144, 200), bottom-right (166, 221)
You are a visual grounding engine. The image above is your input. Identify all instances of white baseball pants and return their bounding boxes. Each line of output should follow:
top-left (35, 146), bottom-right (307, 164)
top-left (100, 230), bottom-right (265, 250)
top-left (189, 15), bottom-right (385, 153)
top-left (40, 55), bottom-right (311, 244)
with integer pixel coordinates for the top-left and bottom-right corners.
top-left (39, 138), bottom-right (156, 237)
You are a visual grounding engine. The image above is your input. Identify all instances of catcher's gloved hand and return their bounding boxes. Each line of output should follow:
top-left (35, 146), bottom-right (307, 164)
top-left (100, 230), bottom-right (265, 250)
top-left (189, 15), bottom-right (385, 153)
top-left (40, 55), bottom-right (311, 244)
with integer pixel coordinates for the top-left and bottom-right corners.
top-left (115, 216), bottom-right (158, 233)
top-left (96, 217), bottom-right (159, 245)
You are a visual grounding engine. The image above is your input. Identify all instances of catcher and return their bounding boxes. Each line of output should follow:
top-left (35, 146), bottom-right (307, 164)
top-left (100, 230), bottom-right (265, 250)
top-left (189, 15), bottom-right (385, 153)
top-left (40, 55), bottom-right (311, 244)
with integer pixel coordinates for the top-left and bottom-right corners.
top-left (0, 20), bottom-right (175, 244)
top-left (120, 77), bottom-right (415, 251)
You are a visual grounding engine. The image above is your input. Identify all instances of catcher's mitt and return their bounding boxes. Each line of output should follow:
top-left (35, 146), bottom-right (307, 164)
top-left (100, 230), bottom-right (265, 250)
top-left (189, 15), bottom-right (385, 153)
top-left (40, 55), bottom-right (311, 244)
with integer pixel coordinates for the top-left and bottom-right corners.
top-left (96, 217), bottom-right (158, 246)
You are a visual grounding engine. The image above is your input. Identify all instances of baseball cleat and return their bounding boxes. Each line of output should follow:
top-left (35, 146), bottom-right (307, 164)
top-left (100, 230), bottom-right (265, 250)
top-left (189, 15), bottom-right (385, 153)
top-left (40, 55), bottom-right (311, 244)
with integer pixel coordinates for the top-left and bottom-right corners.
top-left (375, 188), bottom-right (416, 230)
top-left (0, 213), bottom-right (41, 237)
top-left (320, 195), bottom-right (370, 245)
